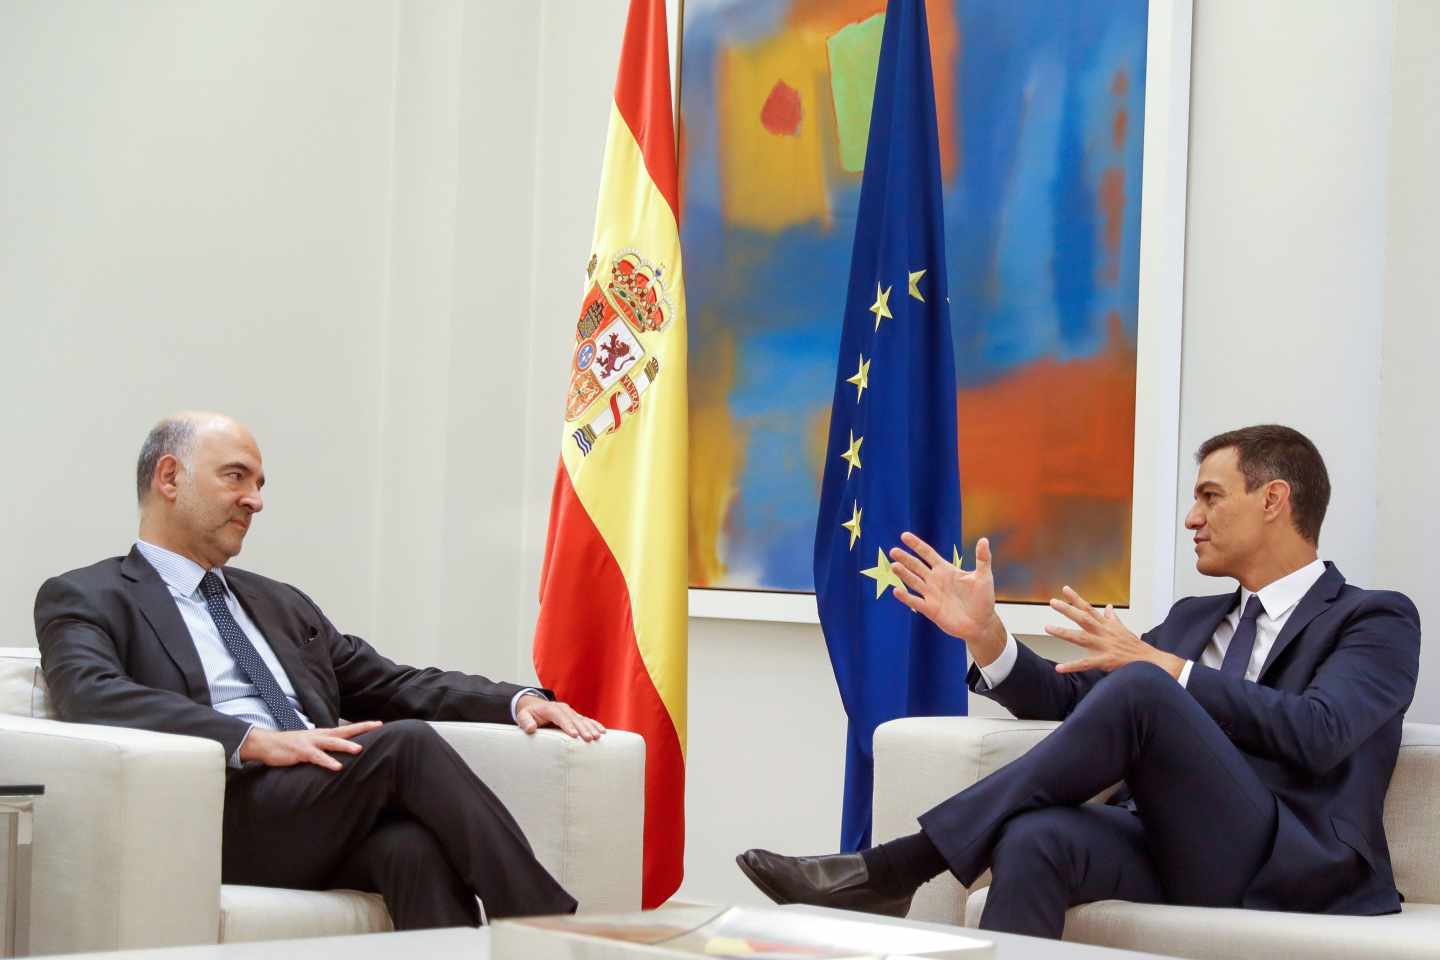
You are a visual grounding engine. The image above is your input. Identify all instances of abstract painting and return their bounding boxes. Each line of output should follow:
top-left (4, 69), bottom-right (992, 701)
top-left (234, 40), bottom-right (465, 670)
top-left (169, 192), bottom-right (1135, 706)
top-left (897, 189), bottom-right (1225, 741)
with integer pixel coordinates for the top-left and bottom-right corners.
top-left (682, 0), bottom-right (1151, 605)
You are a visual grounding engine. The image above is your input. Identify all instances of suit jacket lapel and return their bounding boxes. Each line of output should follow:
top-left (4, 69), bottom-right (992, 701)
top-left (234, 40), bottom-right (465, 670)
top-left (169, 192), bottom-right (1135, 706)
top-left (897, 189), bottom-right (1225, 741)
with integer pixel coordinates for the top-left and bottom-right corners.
top-left (1259, 562), bottom-right (1345, 681)
top-left (1173, 590), bottom-right (1238, 663)
top-left (224, 570), bottom-right (334, 726)
top-left (121, 547), bottom-right (211, 702)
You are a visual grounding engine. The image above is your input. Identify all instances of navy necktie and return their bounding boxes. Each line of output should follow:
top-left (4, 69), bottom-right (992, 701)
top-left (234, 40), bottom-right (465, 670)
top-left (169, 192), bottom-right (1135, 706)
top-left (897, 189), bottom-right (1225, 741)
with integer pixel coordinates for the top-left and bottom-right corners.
top-left (1220, 595), bottom-right (1266, 680)
top-left (198, 572), bottom-right (306, 731)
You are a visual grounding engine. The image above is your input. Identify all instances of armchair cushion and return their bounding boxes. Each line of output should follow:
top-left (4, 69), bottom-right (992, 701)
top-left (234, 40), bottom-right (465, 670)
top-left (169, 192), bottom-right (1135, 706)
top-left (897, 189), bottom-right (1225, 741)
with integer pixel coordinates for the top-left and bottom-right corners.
top-left (219, 886), bottom-right (390, 943)
top-left (0, 647), bottom-right (54, 719)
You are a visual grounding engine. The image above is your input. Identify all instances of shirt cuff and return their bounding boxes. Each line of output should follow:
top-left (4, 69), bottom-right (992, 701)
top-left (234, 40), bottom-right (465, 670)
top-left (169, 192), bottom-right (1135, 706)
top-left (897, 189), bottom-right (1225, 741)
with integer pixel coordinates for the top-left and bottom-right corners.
top-left (511, 687), bottom-right (547, 724)
top-left (1178, 659), bottom-right (1195, 688)
top-left (230, 723), bottom-right (255, 768)
top-left (975, 633), bottom-right (1019, 689)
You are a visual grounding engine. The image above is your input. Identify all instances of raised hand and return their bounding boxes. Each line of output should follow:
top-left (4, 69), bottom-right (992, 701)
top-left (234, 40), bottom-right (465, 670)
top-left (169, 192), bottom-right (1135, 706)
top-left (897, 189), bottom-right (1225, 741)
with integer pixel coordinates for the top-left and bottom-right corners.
top-left (888, 533), bottom-right (1008, 662)
top-left (1046, 586), bottom-right (1183, 678)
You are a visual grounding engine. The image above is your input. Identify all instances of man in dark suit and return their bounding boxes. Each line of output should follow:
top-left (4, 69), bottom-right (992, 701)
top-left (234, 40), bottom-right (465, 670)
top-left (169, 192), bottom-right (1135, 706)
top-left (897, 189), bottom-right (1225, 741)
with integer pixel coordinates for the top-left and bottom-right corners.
top-left (36, 412), bottom-right (605, 928)
top-left (738, 425), bottom-right (1421, 937)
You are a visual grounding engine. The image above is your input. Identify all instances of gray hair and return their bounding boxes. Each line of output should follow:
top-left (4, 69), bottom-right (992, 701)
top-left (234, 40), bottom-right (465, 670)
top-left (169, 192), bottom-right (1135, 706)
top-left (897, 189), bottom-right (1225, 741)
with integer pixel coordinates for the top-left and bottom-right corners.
top-left (136, 417), bottom-right (197, 505)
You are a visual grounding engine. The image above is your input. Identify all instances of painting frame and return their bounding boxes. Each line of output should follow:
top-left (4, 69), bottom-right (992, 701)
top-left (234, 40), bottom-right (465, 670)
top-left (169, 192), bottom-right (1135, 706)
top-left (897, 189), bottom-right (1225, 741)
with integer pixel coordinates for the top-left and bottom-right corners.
top-left (685, 0), bottom-right (1193, 635)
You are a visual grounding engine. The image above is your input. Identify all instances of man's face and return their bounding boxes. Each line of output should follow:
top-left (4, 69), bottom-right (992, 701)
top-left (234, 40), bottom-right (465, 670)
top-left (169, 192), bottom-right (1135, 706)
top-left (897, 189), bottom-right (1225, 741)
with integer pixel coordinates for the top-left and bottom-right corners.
top-left (170, 423), bottom-right (265, 568)
top-left (1184, 446), bottom-right (1268, 578)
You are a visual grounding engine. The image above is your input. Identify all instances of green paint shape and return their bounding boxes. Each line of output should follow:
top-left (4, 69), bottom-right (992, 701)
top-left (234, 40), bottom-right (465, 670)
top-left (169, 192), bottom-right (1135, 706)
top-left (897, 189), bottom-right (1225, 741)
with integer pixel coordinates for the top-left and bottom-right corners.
top-left (827, 13), bottom-right (886, 174)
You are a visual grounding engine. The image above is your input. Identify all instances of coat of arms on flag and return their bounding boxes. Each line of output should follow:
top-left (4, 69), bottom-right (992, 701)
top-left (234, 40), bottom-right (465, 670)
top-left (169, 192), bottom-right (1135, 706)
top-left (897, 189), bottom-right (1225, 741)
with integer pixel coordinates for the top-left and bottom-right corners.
top-left (566, 251), bottom-right (674, 455)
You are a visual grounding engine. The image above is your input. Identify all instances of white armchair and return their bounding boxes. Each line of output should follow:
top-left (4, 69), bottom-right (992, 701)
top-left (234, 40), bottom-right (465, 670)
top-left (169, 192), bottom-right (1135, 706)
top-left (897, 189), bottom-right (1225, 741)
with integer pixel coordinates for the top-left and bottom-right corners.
top-left (0, 647), bottom-right (644, 955)
top-left (874, 714), bottom-right (1440, 960)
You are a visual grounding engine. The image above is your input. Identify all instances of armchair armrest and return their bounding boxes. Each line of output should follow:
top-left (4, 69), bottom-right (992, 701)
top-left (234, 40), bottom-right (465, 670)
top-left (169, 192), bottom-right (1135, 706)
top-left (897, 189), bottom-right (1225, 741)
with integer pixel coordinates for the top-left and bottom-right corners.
top-left (0, 715), bottom-right (225, 954)
top-left (873, 717), bottom-right (1059, 924)
top-left (429, 722), bottom-right (644, 912)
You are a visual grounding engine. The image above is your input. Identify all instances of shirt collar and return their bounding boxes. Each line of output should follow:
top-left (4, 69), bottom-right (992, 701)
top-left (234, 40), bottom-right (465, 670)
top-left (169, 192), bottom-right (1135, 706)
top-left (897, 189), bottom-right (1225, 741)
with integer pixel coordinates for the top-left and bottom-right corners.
top-left (1240, 557), bottom-right (1327, 622)
top-left (134, 540), bottom-right (227, 598)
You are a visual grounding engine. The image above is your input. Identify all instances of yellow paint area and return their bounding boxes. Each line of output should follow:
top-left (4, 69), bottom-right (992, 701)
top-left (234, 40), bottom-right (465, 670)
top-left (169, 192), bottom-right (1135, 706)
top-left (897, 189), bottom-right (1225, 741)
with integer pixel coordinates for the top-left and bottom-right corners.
top-left (687, 327), bottom-right (743, 587)
top-left (717, 29), bottom-right (832, 231)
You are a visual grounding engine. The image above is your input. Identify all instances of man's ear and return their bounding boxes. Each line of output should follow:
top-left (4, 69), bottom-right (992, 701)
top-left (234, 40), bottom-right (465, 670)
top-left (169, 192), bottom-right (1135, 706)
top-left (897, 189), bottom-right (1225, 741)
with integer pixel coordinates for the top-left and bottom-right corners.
top-left (154, 454), bottom-right (183, 503)
top-left (1262, 478), bottom-right (1292, 524)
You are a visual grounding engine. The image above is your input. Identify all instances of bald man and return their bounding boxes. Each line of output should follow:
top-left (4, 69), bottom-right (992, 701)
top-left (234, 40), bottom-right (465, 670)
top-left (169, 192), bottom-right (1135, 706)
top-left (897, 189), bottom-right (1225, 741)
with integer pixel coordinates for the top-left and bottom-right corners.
top-left (35, 413), bottom-right (600, 928)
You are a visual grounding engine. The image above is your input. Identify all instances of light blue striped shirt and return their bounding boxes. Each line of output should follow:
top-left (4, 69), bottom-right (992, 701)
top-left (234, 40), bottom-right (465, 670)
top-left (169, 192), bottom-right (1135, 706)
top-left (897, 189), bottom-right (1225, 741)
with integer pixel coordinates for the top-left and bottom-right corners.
top-left (135, 540), bottom-right (314, 762)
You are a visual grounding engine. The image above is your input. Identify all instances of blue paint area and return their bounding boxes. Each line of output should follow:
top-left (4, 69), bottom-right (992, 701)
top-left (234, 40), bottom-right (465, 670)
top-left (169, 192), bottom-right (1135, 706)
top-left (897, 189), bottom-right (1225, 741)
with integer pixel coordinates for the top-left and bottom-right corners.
top-left (681, 0), bottom-right (1149, 590)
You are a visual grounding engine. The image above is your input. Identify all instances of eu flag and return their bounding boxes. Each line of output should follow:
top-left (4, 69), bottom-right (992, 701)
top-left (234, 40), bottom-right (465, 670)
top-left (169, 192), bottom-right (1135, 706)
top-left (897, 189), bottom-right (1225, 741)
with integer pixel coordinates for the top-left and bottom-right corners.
top-left (814, 0), bottom-right (968, 852)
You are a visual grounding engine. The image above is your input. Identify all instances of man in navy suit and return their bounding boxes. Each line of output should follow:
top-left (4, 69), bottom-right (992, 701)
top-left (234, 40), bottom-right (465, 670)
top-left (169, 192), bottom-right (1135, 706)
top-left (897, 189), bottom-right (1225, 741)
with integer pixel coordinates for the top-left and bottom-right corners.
top-left (738, 425), bottom-right (1421, 937)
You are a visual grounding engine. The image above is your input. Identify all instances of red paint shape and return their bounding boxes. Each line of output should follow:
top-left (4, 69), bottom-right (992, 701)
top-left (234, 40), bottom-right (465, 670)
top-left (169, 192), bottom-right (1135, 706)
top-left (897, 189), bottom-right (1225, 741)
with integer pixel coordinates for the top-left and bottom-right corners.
top-left (1111, 69), bottom-right (1129, 97)
top-left (760, 80), bottom-right (803, 136)
top-left (1112, 108), bottom-right (1128, 149)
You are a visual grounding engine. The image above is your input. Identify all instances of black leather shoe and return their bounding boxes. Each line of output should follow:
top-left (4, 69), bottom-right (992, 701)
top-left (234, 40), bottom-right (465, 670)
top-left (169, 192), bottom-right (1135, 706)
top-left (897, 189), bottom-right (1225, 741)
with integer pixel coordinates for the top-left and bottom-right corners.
top-left (735, 848), bottom-right (913, 918)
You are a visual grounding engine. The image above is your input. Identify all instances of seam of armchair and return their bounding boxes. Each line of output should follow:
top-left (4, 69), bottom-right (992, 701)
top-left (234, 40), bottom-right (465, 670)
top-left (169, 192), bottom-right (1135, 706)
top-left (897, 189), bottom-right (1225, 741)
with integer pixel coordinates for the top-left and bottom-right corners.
top-left (559, 735), bottom-right (576, 889)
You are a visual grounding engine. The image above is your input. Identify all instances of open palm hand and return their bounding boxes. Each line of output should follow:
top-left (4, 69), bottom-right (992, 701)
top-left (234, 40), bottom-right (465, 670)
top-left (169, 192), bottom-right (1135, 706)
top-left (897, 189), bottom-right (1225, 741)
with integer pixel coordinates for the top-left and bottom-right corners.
top-left (888, 533), bottom-right (999, 642)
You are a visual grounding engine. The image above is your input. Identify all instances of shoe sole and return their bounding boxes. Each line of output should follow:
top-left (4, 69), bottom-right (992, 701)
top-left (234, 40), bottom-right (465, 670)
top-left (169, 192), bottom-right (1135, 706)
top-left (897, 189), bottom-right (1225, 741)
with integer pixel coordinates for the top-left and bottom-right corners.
top-left (734, 854), bottom-right (792, 906)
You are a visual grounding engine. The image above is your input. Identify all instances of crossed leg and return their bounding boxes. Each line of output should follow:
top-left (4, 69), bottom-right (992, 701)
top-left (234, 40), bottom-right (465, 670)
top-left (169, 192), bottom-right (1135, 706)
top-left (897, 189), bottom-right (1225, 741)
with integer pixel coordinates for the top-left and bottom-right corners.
top-left (220, 719), bottom-right (576, 927)
top-left (920, 662), bottom-right (1277, 937)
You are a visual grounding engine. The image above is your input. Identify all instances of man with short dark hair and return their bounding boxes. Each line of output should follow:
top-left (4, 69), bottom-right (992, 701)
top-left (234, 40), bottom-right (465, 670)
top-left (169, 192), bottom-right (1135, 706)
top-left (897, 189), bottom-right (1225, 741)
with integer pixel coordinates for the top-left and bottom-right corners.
top-left (37, 412), bottom-right (604, 928)
top-left (740, 424), bottom-right (1421, 936)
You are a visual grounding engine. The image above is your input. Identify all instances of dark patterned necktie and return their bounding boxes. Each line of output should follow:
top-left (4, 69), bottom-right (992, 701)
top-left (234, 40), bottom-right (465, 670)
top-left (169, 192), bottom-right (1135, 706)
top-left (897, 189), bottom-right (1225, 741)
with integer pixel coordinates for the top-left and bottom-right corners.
top-left (199, 572), bottom-right (306, 731)
top-left (1220, 595), bottom-right (1266, 680)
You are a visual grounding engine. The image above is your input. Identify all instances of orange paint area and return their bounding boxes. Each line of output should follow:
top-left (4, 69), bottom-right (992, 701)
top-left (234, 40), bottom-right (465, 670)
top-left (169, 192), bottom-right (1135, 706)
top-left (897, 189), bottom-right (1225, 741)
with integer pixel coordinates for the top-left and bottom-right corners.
top-left (1098, 74), bottom-right (1131, 286)
top-left (1098, 168), bottom-right (1126, 257)
top-left (956, 318), bottom-right (1137, 605)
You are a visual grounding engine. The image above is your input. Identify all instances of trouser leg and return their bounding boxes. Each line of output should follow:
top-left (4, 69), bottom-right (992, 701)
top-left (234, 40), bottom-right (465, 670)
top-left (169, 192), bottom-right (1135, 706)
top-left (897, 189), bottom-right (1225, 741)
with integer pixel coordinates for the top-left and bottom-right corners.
top-left (221, 719), bottom-right (577, 920)
top-left (978, 805), bottom-right (1164, 938)
top-left (918, 663), bottom-right (1276, 911)
top-left (328, 813), bottom-right (480, 930)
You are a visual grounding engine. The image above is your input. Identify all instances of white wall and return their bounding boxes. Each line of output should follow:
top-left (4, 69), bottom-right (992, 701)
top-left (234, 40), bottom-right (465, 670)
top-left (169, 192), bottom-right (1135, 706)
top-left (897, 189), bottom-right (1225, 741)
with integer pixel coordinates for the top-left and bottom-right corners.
top-left (1175, 0), bottom-right (1392, 602)
top-left (0, 0), bottom-right (397, 641)
top-left (1, 0), bottom-right (1435, 912)
top-left (1377, 0), bottom-right (1440, 723)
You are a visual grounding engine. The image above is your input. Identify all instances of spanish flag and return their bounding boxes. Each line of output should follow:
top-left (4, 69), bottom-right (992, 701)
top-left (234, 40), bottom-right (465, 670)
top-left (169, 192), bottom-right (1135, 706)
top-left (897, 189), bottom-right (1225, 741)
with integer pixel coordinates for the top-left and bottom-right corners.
top-left (532, 0), bottom-right (686, 909)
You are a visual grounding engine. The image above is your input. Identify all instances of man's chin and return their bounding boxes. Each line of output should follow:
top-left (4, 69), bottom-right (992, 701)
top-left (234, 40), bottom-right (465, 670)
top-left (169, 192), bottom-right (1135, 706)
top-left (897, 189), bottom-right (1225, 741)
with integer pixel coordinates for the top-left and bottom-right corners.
top-left (214, 532), bottom-right (246, 562)
top-left (1193, 554), bottom-right (1226, 578)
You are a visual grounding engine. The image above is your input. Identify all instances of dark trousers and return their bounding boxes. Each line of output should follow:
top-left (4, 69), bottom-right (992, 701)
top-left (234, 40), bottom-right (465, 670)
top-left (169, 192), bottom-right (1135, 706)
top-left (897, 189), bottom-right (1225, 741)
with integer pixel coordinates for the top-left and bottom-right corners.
top-left (918, 662), bottom-right (1278, 939)
top-left (221, 719), bottom-right (577, 929)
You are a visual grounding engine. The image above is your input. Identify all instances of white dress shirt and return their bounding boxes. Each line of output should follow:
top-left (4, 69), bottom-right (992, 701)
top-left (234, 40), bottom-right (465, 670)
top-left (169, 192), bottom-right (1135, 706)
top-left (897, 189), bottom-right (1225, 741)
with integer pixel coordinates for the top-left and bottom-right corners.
top-left (135, 540), bottom-right (543, 765)
top-left (977, 558), bottom-right (1328, 689)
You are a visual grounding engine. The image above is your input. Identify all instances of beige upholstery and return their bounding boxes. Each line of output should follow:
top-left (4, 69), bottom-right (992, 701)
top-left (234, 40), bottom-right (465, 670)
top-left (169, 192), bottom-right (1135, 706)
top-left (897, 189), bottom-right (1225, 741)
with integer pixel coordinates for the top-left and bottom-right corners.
top-left (873, 715), bottom-right (1440, 959)
top-left (218, 886), bottom-right (391, 943)
top-left (0, 647), bottom-right (645, 954)
top-left (963, 888), bottom-right (1440, 960)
